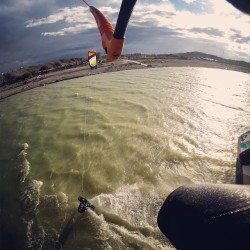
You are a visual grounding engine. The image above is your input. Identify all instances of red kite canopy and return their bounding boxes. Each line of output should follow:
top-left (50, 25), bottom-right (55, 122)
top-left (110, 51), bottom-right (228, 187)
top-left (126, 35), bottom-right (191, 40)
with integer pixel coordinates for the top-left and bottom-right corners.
top-left (82, 0), bottom-right (137, 62)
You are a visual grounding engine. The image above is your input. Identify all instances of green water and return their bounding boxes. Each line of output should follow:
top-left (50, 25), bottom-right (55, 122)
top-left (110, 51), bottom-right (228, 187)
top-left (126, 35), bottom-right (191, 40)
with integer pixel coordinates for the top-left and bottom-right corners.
top-left (0, 67), bottom-right (249, 249)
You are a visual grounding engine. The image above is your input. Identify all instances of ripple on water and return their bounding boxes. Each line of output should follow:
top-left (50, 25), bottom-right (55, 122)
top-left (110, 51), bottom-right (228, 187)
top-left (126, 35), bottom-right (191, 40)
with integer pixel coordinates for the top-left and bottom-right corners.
top-left (0, 67), bottom-right (250, 249)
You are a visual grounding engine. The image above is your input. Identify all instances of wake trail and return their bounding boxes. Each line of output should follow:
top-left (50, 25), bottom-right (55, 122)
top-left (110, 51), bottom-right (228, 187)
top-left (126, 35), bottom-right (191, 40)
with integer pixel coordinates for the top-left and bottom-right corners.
top-left (202, 98), bottom-right (250, 113)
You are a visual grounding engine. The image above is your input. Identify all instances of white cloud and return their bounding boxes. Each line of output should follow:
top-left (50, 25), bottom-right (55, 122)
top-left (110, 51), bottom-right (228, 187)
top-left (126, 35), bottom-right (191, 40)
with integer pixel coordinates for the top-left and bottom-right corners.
top-left (25, 7), bottom-right (89, 27)
top-left (26, 14), bottom-right (64, 28)
top-left (24, 0), bottom-right (250, 60)
top-left (25, 5), bottom-right (120, 27)
top-left (42, 24), bottom-right (94, 36)
top-left (183, 0), bottom-right (196, 4)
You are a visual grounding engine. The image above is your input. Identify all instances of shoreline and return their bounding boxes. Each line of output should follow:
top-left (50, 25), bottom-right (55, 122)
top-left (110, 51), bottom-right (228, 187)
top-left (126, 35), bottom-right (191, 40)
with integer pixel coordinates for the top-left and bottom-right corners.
top-left (1, 57), bottom-right (250, 101)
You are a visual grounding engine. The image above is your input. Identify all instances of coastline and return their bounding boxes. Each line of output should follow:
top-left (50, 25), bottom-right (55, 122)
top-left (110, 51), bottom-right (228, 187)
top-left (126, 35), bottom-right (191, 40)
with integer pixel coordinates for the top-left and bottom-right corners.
top-left (1, 57), bottom-right (250, 101)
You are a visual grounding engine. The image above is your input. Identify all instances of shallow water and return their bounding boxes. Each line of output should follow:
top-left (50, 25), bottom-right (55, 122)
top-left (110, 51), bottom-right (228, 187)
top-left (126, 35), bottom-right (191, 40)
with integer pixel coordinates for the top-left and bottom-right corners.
top-left (0, 67), bottom-right (250, 249)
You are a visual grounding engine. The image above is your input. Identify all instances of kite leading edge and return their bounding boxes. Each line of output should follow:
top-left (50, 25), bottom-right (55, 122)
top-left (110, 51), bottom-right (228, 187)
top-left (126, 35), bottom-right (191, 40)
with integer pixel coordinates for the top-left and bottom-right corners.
top-left (82, 0), bottom-right (137, 62)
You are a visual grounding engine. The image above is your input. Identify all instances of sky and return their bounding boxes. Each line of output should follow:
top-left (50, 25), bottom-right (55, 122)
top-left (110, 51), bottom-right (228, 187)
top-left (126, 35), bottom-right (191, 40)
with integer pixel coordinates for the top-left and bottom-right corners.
top-left (0, 0), bottom-right (250, 73)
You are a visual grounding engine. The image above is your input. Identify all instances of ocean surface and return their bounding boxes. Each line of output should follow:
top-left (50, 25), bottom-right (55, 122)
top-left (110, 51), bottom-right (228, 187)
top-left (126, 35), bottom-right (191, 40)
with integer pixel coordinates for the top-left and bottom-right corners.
top-left (0, 67), bottom-right (250, 249)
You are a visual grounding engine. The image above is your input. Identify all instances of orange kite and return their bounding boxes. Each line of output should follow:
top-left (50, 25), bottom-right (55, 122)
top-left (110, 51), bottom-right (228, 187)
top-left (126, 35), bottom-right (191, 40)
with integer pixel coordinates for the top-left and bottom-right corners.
top-left (82, 0), bottom-right (137, 62)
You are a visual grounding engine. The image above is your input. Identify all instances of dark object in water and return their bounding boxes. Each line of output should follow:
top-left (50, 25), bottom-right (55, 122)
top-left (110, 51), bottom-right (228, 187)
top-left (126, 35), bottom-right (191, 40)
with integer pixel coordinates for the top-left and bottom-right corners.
top-left (236, 131), bottom-right (250, 184)
top-left (78, 196), bottom-right (95, 213)
top-left (157, 184), bottom-right (250, 250)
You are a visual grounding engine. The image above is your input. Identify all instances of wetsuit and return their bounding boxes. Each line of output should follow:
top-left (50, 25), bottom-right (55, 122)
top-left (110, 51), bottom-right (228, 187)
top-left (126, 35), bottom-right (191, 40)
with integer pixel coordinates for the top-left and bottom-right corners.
top-left (78, 197), bottom-right (95, 213)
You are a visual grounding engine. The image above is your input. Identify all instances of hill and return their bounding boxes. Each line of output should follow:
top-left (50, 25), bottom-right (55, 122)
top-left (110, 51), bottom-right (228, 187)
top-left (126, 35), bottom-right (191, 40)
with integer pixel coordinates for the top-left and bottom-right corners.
top-left (1, 52), bottom-right (250, 87)
top-left (176, 52), bottom-right (250, 68)
top-left (1, 52), bottom-right (250, 101)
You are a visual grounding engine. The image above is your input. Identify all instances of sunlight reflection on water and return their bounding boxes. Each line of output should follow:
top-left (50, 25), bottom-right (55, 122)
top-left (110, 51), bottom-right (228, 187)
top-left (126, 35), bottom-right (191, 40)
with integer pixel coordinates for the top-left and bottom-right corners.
top-left (0, 67), bottom-right (249, 249)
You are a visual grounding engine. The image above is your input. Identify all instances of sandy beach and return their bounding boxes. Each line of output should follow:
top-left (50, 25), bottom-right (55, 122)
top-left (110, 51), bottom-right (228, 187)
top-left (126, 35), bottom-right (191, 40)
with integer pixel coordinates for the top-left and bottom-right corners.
top-left (1, 57), bottom-right (250, 101)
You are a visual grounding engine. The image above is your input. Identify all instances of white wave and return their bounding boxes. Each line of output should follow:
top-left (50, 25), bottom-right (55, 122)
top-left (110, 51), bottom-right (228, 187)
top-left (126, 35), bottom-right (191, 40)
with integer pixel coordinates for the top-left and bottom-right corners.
top-left (41, 194), bottom-right (59, 209)
top-left (57, 192), bottom-right (68, 205)
top-left (22, 142), bottom-right (29, 150)
top-left (93, 184), bottom-right (158, 226)
top-left (90, 184), bottom-right (170, 248)
top-left (21, 180), bottom-right (43, 213)
top-left (24, 218), bottom-right (45, 250)
top-left (17, 143), bottom-right (30, 183)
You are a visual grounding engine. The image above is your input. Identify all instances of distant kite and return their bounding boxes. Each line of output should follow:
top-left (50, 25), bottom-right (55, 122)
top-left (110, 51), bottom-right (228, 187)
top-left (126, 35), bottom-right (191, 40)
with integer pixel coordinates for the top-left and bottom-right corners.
top-left (88, 50), bottom-right (97, 70)
top-left (82, 0), bottom-right (137, 62)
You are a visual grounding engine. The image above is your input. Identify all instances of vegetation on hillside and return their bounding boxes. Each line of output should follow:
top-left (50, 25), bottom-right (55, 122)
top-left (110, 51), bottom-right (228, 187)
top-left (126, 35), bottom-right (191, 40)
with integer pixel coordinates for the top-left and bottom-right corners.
top-left (0, 58), bottom-right (85, 86)
top-left (1, 52), bottom-right (250, 87)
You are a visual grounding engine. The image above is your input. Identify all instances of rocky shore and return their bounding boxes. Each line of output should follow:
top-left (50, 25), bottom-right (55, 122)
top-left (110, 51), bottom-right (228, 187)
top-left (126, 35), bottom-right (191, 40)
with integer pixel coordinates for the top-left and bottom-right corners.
top-left (1, 55), bottom-right (250, 101)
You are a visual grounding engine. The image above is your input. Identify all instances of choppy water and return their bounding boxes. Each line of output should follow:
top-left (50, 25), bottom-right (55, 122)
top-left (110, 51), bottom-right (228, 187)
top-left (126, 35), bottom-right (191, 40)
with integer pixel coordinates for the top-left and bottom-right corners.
top-left (0, 67), bottom-right (250, 249)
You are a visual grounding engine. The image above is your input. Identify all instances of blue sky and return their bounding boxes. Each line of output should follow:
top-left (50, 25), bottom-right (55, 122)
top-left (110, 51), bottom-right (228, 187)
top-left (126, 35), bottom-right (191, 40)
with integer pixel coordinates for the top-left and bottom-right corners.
top-left (0, 0), bottom-right (249, 73)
